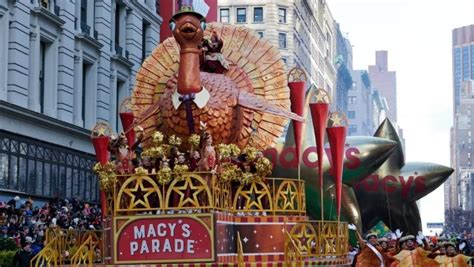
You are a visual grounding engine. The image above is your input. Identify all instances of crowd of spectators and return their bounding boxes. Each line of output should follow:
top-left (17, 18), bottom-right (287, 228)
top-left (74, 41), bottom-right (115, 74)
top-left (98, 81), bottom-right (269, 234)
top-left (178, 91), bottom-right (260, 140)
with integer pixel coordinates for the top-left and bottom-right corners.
top-left (0, 195), bottom-right (101, 266)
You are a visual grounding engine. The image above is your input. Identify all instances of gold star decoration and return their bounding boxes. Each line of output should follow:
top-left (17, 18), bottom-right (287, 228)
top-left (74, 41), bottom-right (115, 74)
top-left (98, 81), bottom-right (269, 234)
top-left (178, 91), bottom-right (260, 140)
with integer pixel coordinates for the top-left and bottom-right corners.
top-left (123, 176), bottom-right (157, 209)
top-left (313, 88), bottom-right (330, 103)
top-left (238, 182), bottom-right (271, 210)
top-left (97, 127), bottom-right (107, 137)
top-left (288, 67), bottom-right (307, 82)
top-left (91, 122), bottom-right (111, 138)
top-left (172, 177), bottom-right (206, 208)
top-left (327, 112), bottom-right (347, 127)
top-left (119, 97), bottom-right (133, 112)
top-left (291, 223), bottom-right (316, 253)
top-left (277, 181), bottom-right (298, 210)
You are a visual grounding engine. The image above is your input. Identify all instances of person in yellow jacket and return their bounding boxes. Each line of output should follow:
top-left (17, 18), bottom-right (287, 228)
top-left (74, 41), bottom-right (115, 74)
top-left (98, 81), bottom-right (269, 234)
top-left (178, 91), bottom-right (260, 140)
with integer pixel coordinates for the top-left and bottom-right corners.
top-left (390, 233), bottom-right (439, 267)
top-left (434, 242), bottom-right (447, 264)
top-left (438, 242), bottom-right (472, 267)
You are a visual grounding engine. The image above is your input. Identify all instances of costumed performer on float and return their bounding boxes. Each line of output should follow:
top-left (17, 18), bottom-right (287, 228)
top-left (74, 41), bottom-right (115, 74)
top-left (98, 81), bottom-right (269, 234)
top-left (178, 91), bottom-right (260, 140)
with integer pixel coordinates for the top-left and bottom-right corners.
top-left (349, 224), bottom-right (390, 267)
top-left (390, 232), bottom-right (439, 267)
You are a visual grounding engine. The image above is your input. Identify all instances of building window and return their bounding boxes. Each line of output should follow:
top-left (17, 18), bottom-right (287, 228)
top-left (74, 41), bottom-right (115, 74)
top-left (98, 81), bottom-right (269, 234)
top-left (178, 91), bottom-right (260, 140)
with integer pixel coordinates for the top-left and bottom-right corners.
top-left (253, 7), bottom-right (263, 22)
top-left (114, 2), bottom-right (124, 55)
top-left (279, 33), bottom-right (287, 49)
top-left (348, 96), bottom-right (357, 104)
top-left (462, 46), bottom-right (469, 80)
top-left (79, 0), bottom-right (91, 35)
top-left (39, 41), bottom-right (46, 114)
top-left (282, 57), bottom-right (287, 64)
top-left (81, 63), bottom-right (92, 126)
top-left (278, 8), bottom-right (287, 23)
top-left (80, 0), bottom-right (87, 24)
top-left (116, 80), bottom-right (127, 131)
top-left (0, 131), bottom-right (98, 201)
top-left (237, 8), bottom-right (247, 23)
top-left (219, 8), bottom-right (229, 23)
top-left (348, 125), bottom-right (357, 135)
top-left (351, 82), bottom-right (356, 90)
top-left (347, 111), bottom-right (355, 119)
top-left (256, 31), bottom-right (264, 38)
top-left (142, 20), bottom-right (151, 62)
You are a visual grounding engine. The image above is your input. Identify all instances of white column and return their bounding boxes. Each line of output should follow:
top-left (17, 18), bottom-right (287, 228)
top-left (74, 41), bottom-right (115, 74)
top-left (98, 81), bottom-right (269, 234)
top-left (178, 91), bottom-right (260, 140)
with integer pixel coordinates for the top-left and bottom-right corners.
top-left (28, 31), bottom-right (40, 111)
top-left (73, 53), bottom-right (83, 126)
top-left (109, 70), bottom-right (117, 132)
top-left (44, 40), bottom-right (58, 118)
top-left (84, 61), bottom-right (97, 129)
top-left (120, 5), bottom-right (127, 48)
top-left (0, 5), bottom-right (9, 101)
top-left (88, 0), bottom-right (95, 33)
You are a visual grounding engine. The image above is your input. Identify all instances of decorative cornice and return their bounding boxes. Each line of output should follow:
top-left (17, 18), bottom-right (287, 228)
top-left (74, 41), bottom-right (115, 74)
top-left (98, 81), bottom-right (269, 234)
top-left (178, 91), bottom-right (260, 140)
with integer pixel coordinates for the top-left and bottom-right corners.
top-left (0, 100), bottom-right (90, 139)
top-left (111, 54), bottom-right (134, 69)
top-left (0, 4), bottom-right (8, 17)
top-left (75, 33), bottom-right (104, 50)
top-left (126, 0), bottom-right (162, 26)
top-left (32, 6), bottom-right (65, 28)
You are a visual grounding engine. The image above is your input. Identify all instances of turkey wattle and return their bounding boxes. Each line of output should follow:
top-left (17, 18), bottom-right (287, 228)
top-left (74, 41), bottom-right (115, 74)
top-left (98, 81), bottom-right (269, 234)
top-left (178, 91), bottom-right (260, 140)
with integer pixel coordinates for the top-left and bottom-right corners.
top-left (132, 14), bottom-right (302, 150)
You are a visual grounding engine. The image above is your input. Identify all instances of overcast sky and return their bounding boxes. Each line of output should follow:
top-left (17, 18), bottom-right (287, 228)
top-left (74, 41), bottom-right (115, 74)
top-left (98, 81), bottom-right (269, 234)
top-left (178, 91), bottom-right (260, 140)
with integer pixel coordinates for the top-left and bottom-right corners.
top-left (327, 0), bottom-right (474, 233)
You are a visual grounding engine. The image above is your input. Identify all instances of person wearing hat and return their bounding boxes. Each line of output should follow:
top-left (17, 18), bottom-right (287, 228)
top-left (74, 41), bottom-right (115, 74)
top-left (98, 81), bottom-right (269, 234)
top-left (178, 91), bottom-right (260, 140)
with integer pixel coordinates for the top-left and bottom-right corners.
top-left (391, 233), bottom-right (438, 266)
top-left (350, 225), bottom-right (390, 267)
top-left (436, 242), bottom-right (472, 266)
top-left (433, 241), bottom-right (447, 263)
top-left (12, 239), bottom-right (33, 267)
top-left (379, 237), bottom-right (397, 265)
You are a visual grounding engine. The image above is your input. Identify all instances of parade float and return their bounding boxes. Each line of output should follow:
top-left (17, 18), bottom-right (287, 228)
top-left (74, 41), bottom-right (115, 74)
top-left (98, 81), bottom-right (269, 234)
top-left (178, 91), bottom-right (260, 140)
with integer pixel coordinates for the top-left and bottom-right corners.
top-left (30, 1), bottom-right (453, 266)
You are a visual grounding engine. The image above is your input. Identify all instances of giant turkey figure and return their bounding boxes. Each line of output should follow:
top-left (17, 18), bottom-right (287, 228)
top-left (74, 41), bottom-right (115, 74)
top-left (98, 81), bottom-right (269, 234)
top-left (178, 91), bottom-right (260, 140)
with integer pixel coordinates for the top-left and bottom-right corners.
top-left (131, 2), bottom-right (302, 150)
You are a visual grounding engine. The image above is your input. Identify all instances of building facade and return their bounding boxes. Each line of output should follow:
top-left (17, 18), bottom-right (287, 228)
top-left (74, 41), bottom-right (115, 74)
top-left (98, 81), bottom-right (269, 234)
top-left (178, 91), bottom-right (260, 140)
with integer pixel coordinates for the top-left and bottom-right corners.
top-left (447, 25), bottom-right (474, 224)
top-left (0, 0), bottom-right (161, 202)
top-left (216, 0), bottom-right (337, 97)
top-left (334, 23), bottom-right (352, 114)
top-left (368, 51), bottom-right (397, 124)
top-left (347, 70), bottom-right (373, 136)
top-left (371, 90), bottom-right (388, 127)
top-left (448, 80), bottom-right (474, 211)
top-left (447, 79), bottom-right (474, 234)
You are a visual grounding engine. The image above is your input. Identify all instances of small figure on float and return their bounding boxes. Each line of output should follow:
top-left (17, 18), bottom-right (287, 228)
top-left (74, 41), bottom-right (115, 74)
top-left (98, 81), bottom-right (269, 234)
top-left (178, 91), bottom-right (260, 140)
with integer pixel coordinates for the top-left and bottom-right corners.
top-left (200, 30), bottom-right (230, 74)
top-left (108, 127), bottom-right (144, 174)
top-left (189, 150), bottom-right (201, 171)
top-left (198, 123), bottom-right (216, 172)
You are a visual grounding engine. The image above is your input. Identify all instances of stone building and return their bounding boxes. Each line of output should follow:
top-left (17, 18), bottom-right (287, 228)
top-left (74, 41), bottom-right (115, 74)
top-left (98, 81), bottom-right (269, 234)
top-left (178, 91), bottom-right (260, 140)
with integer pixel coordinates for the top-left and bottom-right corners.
top-left (0, 0), bottom-right (161, 202)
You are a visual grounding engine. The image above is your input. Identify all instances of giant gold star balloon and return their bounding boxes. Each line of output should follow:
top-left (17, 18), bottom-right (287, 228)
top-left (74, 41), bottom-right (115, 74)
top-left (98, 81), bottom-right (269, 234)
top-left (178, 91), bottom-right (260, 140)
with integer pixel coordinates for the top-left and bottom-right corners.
top-left (352, 119), bottom-right (453, 234)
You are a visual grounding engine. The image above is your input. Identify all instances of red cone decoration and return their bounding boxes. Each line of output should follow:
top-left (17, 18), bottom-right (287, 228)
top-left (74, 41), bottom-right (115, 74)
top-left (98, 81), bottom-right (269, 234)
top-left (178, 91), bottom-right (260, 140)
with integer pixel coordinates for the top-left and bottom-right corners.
top-left (309, 102), bottom-right (329, 188)
top-left (120, 112), bottom-right (135, 148)
top-left (289, 82), bottom-right (306, 163)
top-left (91, 122), bottom-right (112, 218)
top-left (288, 67), bottom-right (307, 165)
top-left (92, 136), bottom-right (110, 165)
top-left (326, 112), bottom-right (347, 218)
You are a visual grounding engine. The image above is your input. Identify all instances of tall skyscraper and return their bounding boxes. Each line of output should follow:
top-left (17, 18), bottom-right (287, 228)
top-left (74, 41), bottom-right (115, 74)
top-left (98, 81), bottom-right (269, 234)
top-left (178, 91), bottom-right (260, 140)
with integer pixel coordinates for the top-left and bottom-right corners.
top-left (0, 0), bottom-right (161, 202)
top-left (452, 25), bottom-right (474, 113)
top-left (335, 23), bottom-right (353, 114)
top-left (216, 0), bottom-right (337, 97)
top-left (347, 70), bottom-right (373, 136)
top-left (368, 51), bottom-right (397, 124)
top-left (447, 25), bottom-right (474, 231)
